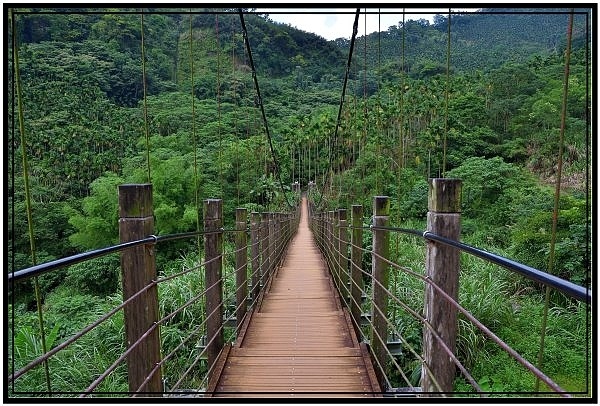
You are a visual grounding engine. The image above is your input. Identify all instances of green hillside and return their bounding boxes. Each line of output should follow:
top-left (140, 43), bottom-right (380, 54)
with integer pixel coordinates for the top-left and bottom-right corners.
top-left (8, 7), bottom-right (592, 396)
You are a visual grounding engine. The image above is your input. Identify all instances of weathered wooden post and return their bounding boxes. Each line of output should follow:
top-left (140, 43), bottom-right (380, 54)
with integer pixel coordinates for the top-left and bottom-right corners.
top-left (318, 212), bottom-right (324, 249)
top-left (333, 210), bottom-right (341, 293)
top-left (260, 212), bottom-right (269, 287)
top-left (321, 212), bottom-right (326, 251)
top-left (278, 213), bottom-right (284, 264)
top-left (118, 184), bottom-right (163, 394)
top-left (338, 209), bottom-right (348, 306)
top-left (372, 196), bottom-right (390, 389)
top-left (235, 208), bottom-right (248, 332)
top-left (204, 199), bottom-right (223, 378)
top-left (275, 213), bottom-right (282, 266)
top-left (268, 213), bottom-right (276, 278)
top-left (422, 178), bottom-right (462, 393)
top-left (328, 210), bottom-right (335, 278)
top-left (250, 212), bottom-right (261, 301)
top-left (351, 204), bottom-right (364, 330)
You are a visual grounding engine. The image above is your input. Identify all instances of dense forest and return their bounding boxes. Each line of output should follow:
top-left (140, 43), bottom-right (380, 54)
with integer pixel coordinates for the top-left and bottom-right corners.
top-left (7, 7), bottom-right (592, 395)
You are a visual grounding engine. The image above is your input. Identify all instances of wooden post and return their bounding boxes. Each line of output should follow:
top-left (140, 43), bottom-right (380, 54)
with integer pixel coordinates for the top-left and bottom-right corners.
top-left (268, 213), bottom-right (276, 277)
top-left (286, 213), bottom-right (292, 245)
top-left (333, 210), bottom-right (341, 293)
top-left (338, 209), bottom-right (348, 306)
top-left (276, 213), bottom-right (282, 265)
top-left (328, 210), bottom-right (335, 279)
top-left (318, 213), bottom-right (324, 249)
top-left (372, 196), bottom-right (390, 390)
top-left (235, 208), bottom-right (247, 332)
top-left (321, 212), bottom-right (325, 251)
top-left (118, 184), bottom-right (162, 394)
top-left (422, 178), bottom-right (461, 393)
top-left (204, 199), bottom-right (223, 378)
top-left (250, 212), bottom-right (261, 301)
top-left (260, 212), bottom-right (269, 287)
top-left (351, 204), bottom-right (364, 331)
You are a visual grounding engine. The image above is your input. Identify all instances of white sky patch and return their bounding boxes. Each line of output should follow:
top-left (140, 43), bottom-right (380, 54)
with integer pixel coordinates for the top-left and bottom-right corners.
top-left (255, 8), bottom-right (481, 40)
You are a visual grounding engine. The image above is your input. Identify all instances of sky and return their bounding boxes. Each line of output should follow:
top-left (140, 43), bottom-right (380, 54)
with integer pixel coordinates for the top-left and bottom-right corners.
top-left (254, 8), bottom-right (481, 41)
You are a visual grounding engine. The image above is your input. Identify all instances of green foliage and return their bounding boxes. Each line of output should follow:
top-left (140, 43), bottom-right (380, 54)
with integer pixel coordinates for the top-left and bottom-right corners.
top-left (398, 179), bottom-right (429, 220)
top-left (64, 255), bottom-right (120, 296)
top-left (510, 193), bottom-right (589, 284)
top-left (9, 8), bottom-right (590, 397)
top-left (67, 173), bottom-right (124, 250)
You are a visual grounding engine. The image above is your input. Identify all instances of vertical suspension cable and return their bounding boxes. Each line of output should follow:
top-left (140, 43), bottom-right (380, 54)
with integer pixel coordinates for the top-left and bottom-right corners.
top-left (376, 9), bottom-right (381, 195)
top-left (315, 9), bottom-right (360, 208)
top-left (233, 31), bottom-right (241, 206)
top-left (11, 10), bottom-right (52, 393)
top-left (363, 8), bottom-right (368, 200)
top-left (216, 14), bottom-right (223, 194)
top-left (362, 8), bottom-right (367, 193)
top-left (189, 12), bottom-right (201, 250)
top-left (442, 8), bottom-right (451, 177)
top-left (584, 11), bottom-right (591, 381)
top-left (238, 10), bottom-right (294, 209)
top-left (397, 9), bottom-right (405, 213)
top-left (535, 9), bottom-right (574, 392)
top-left (140, 11), bottom-right (151, 183)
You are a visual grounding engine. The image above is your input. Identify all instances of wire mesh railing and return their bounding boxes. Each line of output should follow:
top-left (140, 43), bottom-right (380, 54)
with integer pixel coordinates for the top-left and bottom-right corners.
top-left (8, 185), bottom-right (300, 398)
top-left (308, 178), bottom-right (591, 398)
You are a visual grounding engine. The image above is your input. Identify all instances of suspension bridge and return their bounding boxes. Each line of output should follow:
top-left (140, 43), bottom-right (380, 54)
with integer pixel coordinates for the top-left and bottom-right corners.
top-left (8, 181), bottom-right (590, 398)
top-left (8, 7), bottom-right (592, 399)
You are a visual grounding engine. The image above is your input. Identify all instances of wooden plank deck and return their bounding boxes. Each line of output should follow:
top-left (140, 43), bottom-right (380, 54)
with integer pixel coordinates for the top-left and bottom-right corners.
top-left (211, 197), bottom-right (380, 397)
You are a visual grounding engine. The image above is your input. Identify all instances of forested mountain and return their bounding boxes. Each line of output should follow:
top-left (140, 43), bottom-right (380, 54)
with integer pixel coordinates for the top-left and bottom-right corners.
top-left (7, 7), bottom-right (592, 395)
top-left (342, 8), bottom-right (589, 77)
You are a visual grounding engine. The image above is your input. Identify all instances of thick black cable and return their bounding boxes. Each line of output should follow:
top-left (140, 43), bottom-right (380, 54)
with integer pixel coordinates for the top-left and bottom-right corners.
top-left (317, 219), bottom-right (590, 302)
top-left (9, 229), bottom-right (234, 282)
top-left (315, 9), bottom-right (360, 208)
top-left (238, 10), bottom-right (294, 209)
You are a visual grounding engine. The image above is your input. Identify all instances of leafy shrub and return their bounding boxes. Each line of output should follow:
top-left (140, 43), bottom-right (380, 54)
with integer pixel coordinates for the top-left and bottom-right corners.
top-left (398, 179), bottom-right (429, 220)
top-left (64, 254), bottom-right (120, 296)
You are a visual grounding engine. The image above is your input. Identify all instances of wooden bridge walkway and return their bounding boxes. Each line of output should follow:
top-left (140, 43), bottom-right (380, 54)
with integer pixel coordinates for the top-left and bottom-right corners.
top-left (210, 198), bottom-right (380, 397)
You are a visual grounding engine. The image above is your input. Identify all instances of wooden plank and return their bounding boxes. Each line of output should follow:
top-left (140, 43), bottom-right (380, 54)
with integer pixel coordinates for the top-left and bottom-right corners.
top-left (212, 197), bottom-right (377, 397)
top-left (229, 348), bottom-right (362, 357)
top-left (360, 342), bottom-right (382, 394)
top-left (205, 343), bottom-right (231, 396)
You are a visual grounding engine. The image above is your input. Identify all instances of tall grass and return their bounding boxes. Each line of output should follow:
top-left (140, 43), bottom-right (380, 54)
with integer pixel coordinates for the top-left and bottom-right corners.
top-left (387, 222), bottom-right (590, 395)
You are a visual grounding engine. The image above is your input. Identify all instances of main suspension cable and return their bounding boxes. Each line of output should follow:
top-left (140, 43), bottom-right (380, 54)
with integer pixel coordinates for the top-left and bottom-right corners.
top-left (315, 8), bottom-right (360, 208)
top-left (238, 10), bottom-right (294, 209)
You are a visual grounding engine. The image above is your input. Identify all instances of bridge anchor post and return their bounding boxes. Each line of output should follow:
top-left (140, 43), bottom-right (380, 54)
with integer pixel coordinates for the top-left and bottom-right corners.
top-left (204, 199), bottom-right (224, 380)
top-left (260, 212), bottom-right (270, 288)
top-left (372, 196), bottom-right (390, 390)
top-left (118, 184), bottom-right (162, 394)
top-left (250, 212), bottom-right (261, 301)
top-left (338, 209), bottom-right (349, 306)
top-left (235, 208), bottom-right (248, 332)
top-left (350, 205), bottom-right (364, 333)
top-left (422, 178), bottom-right (462, 393)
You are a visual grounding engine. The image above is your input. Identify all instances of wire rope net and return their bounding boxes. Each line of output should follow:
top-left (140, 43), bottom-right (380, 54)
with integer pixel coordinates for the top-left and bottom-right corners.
top-left (9, 209), bottom-right (299, 397)
top-left (308, 201), bottom-right (586, 397)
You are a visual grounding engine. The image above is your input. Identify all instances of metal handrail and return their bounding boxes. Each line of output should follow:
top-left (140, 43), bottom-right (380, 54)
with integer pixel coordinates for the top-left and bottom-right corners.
top-left (9, 229), bottom-right (225, 283)
top-left (348, 224), bottom-right (590, 303)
